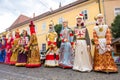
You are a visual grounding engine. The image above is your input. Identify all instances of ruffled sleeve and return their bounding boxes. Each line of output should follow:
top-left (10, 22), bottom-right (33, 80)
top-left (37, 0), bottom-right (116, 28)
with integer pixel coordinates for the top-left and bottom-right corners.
top-left (106, 28), bottom-right (112, 45)
top-left (93, 30), bottom-right (99, 45)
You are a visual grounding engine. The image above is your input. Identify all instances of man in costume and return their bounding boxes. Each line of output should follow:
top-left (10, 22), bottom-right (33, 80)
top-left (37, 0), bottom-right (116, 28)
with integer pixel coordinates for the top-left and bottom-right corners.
top-left (5, 32), bottom-right (14, 64)
top-left (26, 21), bottom-right (41, 68)
top-left (15, 30), bottom-right (30, 66)
top-left (73, 14), bottom-right (92, 72)
top-left (59, 20), bottom-right (74, 69)
top-left (44, 21), bottom-right (59, 67)
top-left (0, 34), bottom-right (7, 63)
top-left (10, 29), bottom-right (20, 65)
top-left (93, 14), bottom-right (118, 73)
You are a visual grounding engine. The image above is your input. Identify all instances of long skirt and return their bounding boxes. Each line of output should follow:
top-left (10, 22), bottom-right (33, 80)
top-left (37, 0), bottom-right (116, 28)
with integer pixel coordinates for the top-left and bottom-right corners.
top-left (93, 38), bottom-right (118, 72)
top-left (10, 50), bottom-right (19, 65)
top-left (26, 46), bottom-right (41, 68)
top-left (93, 49), bottom-right (118, 72)
top-left (73, 40), bottom-right (93, 72)
top-left (15, 52), bottom-right (27, 66)
top-left (5, 50), bottom-right (12, 64)
top-left (45, 51), bottom-right (59, 67)
top-left (59, 42), bottom-right (73, 69)
top-left (0, 49), bottom-right (6, 63)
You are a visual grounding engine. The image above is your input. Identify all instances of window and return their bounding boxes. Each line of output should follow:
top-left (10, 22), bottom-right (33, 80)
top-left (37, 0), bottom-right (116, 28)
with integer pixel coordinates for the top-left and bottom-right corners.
top-left (42, 22), bottom-right (46, 30)
top-left (114, 8), bottom-right (120, 16)
top-left (58, 17), bottom-right (63, 24)
top-left (42, 43), bottom-right (46, 51)
top-left (81, 10), bottom-right (88, 20)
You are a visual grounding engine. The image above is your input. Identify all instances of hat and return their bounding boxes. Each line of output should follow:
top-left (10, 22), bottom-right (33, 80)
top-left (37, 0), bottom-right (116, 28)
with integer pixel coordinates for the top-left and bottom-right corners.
top-left (15, 29), bottom-right (20, 34)
top-left (96, 14), bottom-right (103, 19)
top-left (29, 21), bottom-right (36, 35)
top-left (15, 29), bottom-right (20, 38)
top-left (49, 20), bottom-right (54, 26)
top-left (62, 19), bottom-right (68, 23)
top-left (76, 14), bottom-right (84, 19)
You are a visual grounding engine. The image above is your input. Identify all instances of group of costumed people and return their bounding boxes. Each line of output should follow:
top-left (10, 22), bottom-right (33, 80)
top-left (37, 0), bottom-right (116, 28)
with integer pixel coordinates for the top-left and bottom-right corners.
top-left (0, 13), bottom-right (118, 73)
top-left (0, 21), bottom-right (41, 68)
top-left (45, 13), bottom-right (118, 73)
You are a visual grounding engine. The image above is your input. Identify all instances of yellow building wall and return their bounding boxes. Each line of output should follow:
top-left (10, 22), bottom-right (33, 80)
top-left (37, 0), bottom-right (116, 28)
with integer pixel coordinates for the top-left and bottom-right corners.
top-left (8, 0), bottom-right (101, 55)
top-left (33, 0), bottom-right (100, 55)
top-left (103, 0), bottom-right (120, 26)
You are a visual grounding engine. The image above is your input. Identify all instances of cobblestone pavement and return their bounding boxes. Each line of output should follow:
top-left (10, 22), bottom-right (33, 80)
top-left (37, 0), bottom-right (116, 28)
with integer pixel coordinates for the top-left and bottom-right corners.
top-left (0, 64), bottom-right (120, 80)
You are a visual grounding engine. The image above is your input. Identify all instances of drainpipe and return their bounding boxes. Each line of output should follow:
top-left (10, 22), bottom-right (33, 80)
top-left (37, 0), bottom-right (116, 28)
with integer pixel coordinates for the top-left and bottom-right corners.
top-left (98, 0), bottom-right (101, 13)
top-left (102, 0), bottom-right (107, 24)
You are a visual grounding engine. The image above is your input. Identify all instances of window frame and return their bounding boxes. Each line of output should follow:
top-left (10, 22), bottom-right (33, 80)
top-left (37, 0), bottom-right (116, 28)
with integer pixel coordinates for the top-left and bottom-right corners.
top-left (81, 9), bottom-right (89, 20)
top-left (42, 43), bottom-right (46, 52)
top-left (114, 7), bottom-right (120, 16)
top-left (42, 22), bottom-right (46, 30)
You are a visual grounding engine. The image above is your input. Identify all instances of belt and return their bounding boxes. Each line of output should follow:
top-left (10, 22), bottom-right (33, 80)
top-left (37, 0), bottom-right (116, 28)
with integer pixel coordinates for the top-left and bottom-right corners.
top-left (76, 38), bottom-right (85, 40)
top-left (31, 44), bottom-right (38, 46)
top-left (98, 36), bottom-right (105, 38)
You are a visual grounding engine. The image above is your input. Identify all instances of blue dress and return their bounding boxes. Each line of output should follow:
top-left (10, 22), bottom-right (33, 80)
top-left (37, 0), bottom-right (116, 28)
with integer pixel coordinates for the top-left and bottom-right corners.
top-left (59, 27), bottom-right (74, 68)
top-left (0, 39), bottom-right (6, 63)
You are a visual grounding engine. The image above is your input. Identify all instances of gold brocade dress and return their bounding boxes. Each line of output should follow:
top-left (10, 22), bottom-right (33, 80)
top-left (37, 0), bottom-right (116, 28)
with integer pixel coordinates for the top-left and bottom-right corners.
top-left (26, 34), bottom-right (41, 68)
top-left (10, 38), bottom-right (19, 65)
top-left (93, 24), bottom-right (118, 72)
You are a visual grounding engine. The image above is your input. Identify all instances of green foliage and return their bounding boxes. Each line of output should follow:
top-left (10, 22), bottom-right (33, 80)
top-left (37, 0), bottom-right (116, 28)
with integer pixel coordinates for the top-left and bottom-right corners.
top-left (111, 15), bottom-right (120, 38)
top-left (54, 24), bottom-right (62, 48)
top-left (54, 24), bottom-right (62, 34)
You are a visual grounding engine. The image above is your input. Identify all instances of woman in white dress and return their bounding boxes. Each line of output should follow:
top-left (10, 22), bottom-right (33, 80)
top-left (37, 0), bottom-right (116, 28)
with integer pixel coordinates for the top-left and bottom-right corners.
top-left (73, 14), bottom-right (93, 72)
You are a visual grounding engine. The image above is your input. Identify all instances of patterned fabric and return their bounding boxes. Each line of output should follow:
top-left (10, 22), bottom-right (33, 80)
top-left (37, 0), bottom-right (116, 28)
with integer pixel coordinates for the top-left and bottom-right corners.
top-left (15, 36), bottom-right (29, 66)
top-left (93, 25), bottom-right (118, 72)
top-left (74, 26), bottom-right (90, 45)
top-left (10, 38), bottom-right (19, 65)
top-left (26, 34), bottom-right (41, 68)
top-left (94, 50), bottom-right (118, 72)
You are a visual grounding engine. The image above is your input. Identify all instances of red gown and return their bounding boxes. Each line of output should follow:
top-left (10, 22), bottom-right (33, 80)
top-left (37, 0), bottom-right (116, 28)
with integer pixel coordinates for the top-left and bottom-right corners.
top-left (5, 37), bottom-right (13, 64)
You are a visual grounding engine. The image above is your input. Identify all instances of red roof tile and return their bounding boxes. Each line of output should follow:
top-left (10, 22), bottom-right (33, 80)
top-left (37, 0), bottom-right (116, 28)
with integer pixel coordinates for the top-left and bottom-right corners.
top-left (8, 14), bottom-right (31, 30)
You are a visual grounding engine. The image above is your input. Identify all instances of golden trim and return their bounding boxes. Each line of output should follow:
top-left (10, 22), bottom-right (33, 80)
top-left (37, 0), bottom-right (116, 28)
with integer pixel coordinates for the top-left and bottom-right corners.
top-left (98, 36), bottom-right (105, 38)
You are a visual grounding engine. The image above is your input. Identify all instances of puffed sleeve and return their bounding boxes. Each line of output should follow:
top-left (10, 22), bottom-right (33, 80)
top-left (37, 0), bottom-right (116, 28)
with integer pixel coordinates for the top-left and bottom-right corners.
top-left (106, 28), bottom-right (112, 45)
top-left (93, 29), bottom-right (99, 45)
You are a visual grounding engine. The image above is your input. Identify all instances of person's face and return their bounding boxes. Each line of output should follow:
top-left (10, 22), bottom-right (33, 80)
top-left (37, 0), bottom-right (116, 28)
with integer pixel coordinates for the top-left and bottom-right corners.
top-left (49, 25), bottom-right (52, 29)
top-left (97, 17), bottom-right (103, 23)
top-left (77, 18), bottom-right (82, 26)
top-left (63, 22), bottom-right (68, 27)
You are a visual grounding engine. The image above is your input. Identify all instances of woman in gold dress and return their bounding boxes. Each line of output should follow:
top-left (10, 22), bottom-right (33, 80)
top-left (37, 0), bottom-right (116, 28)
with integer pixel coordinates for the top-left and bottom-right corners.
top-left (93, 14), bottom-right (118, 73)
top-left (10, 29), bottom-right (20, 65)
top-left (26, 21), bottom-right (41, 68)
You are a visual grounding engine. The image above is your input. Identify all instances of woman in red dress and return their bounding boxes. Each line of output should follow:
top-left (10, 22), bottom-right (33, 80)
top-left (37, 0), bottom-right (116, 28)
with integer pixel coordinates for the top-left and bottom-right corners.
top-left (5, 32), bottom-right (14, 64)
